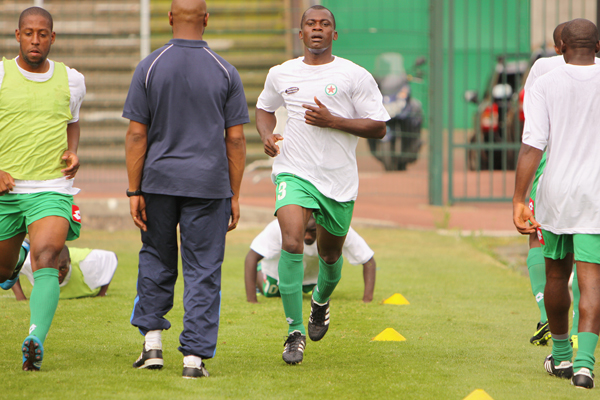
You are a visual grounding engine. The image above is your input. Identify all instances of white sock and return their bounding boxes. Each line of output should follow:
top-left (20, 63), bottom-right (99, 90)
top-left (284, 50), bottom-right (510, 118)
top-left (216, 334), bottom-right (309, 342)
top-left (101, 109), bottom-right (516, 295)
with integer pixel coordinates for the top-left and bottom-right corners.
top-left (183, 355), bottom-right (202, 368)
top-left (145, 330), bottom-right (162, 350)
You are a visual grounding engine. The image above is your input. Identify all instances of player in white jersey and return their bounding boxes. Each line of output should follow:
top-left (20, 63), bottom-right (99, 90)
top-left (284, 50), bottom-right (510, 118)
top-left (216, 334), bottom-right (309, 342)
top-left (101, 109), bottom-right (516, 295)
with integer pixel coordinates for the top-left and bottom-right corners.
top-left (244, 218), bottom-right (376, 303)
top-left (513, 18), bottom-right (600, 389)
top-left (256, 5), bottom-right (389, 364)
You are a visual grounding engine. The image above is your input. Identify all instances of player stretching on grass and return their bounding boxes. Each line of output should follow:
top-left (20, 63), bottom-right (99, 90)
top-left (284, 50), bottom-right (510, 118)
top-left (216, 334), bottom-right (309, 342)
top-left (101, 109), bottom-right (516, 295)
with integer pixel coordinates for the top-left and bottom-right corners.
top-left (244, 217), bottom-right (376, 303)
top-left (522, 21), bottom-right (583, 347)
top-left (0, 7), bottom-right (85, 371)
top-left (513, 18), bottom-right (600, 389)
top-left (256, 5), bottom-right (389, 364)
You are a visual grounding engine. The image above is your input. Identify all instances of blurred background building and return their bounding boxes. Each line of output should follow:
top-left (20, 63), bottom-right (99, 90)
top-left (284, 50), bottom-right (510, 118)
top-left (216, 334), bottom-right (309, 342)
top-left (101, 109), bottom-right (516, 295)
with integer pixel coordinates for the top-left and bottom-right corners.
top-left (0, 0), bottom-right (597, 229)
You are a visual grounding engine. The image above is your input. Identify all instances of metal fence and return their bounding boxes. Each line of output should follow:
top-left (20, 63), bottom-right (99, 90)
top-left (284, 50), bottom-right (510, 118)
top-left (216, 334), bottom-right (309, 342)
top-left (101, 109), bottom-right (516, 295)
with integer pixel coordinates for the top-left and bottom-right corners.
top-left (2, 0), bottom-right (599, 205)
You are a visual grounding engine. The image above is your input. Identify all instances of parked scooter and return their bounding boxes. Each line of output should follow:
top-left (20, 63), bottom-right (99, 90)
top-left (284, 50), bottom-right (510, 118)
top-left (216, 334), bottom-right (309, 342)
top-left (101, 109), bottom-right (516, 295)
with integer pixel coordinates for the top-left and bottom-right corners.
top-left (368, 53), bottom-right (425, 171)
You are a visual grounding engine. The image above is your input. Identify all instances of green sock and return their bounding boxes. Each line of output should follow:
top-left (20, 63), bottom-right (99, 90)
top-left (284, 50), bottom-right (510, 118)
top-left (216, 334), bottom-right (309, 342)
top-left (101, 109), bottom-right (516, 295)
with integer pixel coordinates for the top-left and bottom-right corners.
top-left (312, 255), bottom-right (343, 304)
top-left (29, 268), bottom-right (60, 343)
top-left (571, 264), bottom-right (580, 337)
top-left (574, 332), bottom-right (599, 372)
top-left (552, 337), bottom-right (573, 365)
top-left (278, 250), bottom-right (305, 335)
top-left (526, 247), bottom-right (547, 323)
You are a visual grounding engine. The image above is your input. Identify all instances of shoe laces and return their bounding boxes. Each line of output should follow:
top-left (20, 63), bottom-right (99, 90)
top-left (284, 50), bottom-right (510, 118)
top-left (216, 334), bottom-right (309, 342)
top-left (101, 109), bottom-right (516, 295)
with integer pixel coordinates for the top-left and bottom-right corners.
top-left (284, 332), bottom-right (304, 351)
top-left (311, 301), bottom-right (329, 323)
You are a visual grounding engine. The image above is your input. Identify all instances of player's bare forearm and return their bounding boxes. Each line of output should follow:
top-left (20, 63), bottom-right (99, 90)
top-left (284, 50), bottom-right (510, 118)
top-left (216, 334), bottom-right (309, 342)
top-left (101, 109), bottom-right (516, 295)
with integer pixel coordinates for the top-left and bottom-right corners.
top-left (303, 96), bottom-right (386, 139)
top-left (61, 122), bottom-right (81, 179)
top-left (245, 250), bottom-right (263, 303)
top-left (97, 284), bottom-right (109, 297)
top-left (256, 108), bottom-right (282, 157)
top-left (66, 121), bottom-right (80, 153)
top-left (226, 124), bottom-right (246, 231)
top-left (12, 280), bottom-right (27, 301)
top-left (125, 121), bottom-right (148, 192)
top-left (513, 144), bottom-right (543, 234)
top-left (362, 257), bottom-right (376, 303)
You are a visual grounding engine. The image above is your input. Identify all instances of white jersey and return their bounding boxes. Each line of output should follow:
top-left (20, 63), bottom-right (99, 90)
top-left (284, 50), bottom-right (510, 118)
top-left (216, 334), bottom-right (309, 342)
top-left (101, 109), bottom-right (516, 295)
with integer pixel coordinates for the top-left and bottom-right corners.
top-left (0, 58), bottom-right (86, 195)
top-left (21, 249), bottom-right (117, 290)
top-left (523, 63), bottom-right (600, 234)
top-left (523, 56), bottom-right (599, 133)
top-left (256, 56), bottom-right (390, 202)
top-left (250, 220), bottom-right (374, 285)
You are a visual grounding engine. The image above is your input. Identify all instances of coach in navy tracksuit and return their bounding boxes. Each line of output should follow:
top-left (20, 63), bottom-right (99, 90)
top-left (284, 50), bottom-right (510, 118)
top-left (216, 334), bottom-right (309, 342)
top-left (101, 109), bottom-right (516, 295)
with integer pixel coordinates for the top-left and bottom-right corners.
top-left (122, 0), bottom-right (248, 379)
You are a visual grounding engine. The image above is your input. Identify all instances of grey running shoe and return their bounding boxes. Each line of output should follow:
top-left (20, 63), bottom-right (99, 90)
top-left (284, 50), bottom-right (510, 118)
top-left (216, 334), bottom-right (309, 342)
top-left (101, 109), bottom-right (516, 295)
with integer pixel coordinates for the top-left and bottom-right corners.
top-left (544, 354), bottom-right (573, 379)
top-left (282, 331), bottom-right (306, 365)
top-left (572, 368), bottom-right (595, 389)
top-left (308, 299), bottom-right (330, 341)
top-left (132, 342), bottom-right (163, 369)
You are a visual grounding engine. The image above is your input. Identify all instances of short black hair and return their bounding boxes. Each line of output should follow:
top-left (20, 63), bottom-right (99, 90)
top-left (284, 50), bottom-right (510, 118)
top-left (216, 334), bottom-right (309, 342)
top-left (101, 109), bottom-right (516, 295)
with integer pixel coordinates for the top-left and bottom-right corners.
top-left (562, 18), bottom-right (599, 50)
top-left (552, 22), bottom-right (568, 47)
top-left (19, 7), bottom-right (53, 31)
top-left (301, 5), bottom-right (336, 29)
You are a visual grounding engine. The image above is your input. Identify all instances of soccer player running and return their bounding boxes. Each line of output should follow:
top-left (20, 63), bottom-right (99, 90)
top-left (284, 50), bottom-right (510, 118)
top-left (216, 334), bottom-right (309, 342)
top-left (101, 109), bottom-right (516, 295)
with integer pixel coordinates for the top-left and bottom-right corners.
top-left (522, 21), bottom-right (584, 347)
top-left (0, 7), bottom-right (85, 371)
top-left (256, 5), bottom-right (389, 364)
top-left (513, 18), bottom-right (600, 389)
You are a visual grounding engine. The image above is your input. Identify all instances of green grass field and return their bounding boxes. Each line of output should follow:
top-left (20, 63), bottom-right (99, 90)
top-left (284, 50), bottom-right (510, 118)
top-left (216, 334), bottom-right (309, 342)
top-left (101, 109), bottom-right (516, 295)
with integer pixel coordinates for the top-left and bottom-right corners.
top-left (1, 228), bottom-right (597, 399)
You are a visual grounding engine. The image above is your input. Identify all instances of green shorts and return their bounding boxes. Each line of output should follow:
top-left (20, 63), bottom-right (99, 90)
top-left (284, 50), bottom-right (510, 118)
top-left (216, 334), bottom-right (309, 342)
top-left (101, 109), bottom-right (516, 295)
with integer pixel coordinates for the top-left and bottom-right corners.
top-left (0, 192), bottom-right (81, 241)
top-left (261, 274), bottom-right (315, 297)
top-left (258, 263), bottom-right (315, 297)
top-left (541, 230), bottom-right (600, 264)
top-left (274, 173), bottom-right (354, 237)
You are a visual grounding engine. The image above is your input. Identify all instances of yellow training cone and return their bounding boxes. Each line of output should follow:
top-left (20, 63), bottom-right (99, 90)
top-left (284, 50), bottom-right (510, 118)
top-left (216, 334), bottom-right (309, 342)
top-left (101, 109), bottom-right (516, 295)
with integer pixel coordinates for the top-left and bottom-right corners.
top-left (463, 389), bottom-right (494, 400)
top-left (372, 328), bottom-right (406, 341)
top-left (383, 293), bottom-right (410, 305)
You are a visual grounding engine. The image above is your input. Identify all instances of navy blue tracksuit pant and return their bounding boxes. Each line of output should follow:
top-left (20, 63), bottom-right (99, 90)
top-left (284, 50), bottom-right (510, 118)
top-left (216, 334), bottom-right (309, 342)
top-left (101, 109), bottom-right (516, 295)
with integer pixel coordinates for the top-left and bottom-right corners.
top-left (130, 193), bottom-right (230, 359)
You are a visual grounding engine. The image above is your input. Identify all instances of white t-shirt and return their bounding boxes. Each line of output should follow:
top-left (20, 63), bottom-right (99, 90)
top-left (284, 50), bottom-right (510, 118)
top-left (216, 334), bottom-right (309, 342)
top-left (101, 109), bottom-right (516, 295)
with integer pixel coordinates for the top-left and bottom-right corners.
top-left (250, 220), bottom-right (374, 285)
top-left (256, 56), bottom-right (390, 202)
top-left (523, 56), bottom-right (599, 133)
top-left (21, 249), bottom-right (118, 290)
top-left (523, 63), bottom-right (600, 234)
top-left (0, 58), bottom-right (86, 195)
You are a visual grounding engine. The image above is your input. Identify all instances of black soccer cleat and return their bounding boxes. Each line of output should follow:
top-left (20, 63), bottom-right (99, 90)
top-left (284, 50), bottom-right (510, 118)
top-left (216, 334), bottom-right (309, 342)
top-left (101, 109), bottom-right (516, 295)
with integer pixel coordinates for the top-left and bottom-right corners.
top-left (530, 321), bottom-right (551, 346)
top-left (182, 361), bottom-right (210, 379)
top-left (132, 342), bottom-right (164, 369)
top-left (308, 298), bottom-right (330, 342)
top-left (544, 354), bottom-right (573, 379)
top-left (572, 368), bottom-right (594, 389)
top-left (282, 331), bottom-right (306, 365)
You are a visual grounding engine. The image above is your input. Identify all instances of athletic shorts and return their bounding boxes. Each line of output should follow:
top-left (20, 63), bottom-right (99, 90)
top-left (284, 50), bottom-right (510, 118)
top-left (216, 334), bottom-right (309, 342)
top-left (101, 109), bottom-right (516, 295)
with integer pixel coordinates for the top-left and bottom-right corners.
top-left (541, 230), bottom-right (600, 264)
top-left (274, 173), bottom-right (354, 237)
top-left (0, 192), bottom-right (81, 241)
top-left (260, 273), bottom-right (315, 298)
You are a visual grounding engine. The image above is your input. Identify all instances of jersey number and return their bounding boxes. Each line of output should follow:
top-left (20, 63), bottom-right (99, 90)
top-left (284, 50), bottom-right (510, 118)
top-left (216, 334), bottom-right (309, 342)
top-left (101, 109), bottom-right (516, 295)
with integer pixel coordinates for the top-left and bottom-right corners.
top-left (277, 182), bottom-right (287, 201)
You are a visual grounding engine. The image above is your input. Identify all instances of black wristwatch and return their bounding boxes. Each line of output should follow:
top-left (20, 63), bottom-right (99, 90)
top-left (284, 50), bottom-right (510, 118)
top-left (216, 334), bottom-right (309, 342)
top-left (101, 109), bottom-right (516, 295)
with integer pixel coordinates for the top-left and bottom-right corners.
top-left (126, 189), bottom-right (143, 197)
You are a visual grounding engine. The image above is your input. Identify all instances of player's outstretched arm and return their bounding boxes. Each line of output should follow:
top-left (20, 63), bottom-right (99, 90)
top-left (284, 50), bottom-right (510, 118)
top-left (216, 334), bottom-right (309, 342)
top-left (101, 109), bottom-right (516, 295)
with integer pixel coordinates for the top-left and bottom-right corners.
top-left (11, 279), bottom-right (27, 301)
top-left (256, 108), bottom-right (283, 157)
top-left (513, 144), bottom-right (543, 235)
top-left (97, 284), bottom-right (109, 297)
top-left (362, 257), bottom-right (376, 303)
top-left (226, 124), bottom-right (246, 232)
top-left (0, 170), bottom-right (15, 196)
top-left (61, 121), bottom-right (81, 179)
top-left (302, 97), bottom-right (386, 139)
top-left (244, 249), bottom-right (264, 303)
top-left (125, 121), bottom-right (148, 231)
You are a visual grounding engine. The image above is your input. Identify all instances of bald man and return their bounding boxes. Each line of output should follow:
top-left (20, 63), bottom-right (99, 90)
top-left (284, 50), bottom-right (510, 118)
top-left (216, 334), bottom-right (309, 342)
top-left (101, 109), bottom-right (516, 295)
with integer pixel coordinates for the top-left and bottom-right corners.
top-left (123, 0), bottom-right (248, 379)
top-left (514, 18), bottom-right (600, 389)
